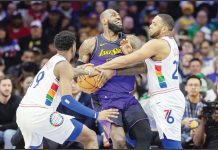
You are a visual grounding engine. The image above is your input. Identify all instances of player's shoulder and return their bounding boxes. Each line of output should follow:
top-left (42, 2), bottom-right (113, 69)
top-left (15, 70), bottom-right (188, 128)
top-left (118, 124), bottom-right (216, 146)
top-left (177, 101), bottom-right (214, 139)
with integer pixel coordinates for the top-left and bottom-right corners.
top-left (83, 36), bottom-right (96, 46)
top-left (55, 60), bottom-right (72, 72)
top-left (148, 38), bottom-right (168, 47)
top-left (54, 60), bottom-right (73, 78)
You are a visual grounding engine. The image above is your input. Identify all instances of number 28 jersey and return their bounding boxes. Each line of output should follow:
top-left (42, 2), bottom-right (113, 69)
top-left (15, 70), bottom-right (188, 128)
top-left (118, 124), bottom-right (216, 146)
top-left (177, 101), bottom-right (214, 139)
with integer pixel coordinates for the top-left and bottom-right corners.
top-left (20, 54), bottom-right (66, 110)
top-left (145, 36), bottom-right (180, 96)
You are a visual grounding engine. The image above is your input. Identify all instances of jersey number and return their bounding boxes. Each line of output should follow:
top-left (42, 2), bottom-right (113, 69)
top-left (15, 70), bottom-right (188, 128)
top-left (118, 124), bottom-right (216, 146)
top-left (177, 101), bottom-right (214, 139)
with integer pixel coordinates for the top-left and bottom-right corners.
top-left (32, 71), bottom-right (45, 88)
top-left (172, 60), bottom-right (178, 79)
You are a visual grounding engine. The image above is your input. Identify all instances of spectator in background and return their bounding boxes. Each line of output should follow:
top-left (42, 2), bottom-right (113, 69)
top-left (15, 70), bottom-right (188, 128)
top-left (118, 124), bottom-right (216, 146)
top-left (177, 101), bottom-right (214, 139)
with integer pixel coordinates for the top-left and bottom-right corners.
top-left (7, 11), bottom-right (30, 41)
top-left (95, 1), bottom-right (105, 16)
top-left (43, 8), bottom-right (63, 46)
top-left (0, 58), bottom-right (5, 73)
top-left (58, 1), bottom-right (79, 29)
top-left (0, 25), bottom-right (21, 69)
top-left (123, 16), bottom-right (134, 34)
top-left (179, 53), bottom-right (193, 79)
top-left (212, 30), bottom-right (218, 44)
top-left (0, 2), bottom-right (6, 20)
top-left (182, 75), bottom-right (204, 148)
top-left (127, 2), bottom-right (140, 34)
top-left (0, 2), bottom-right (17, 27)
top-left (188, 10), bottom-right (215, 41)
top-left (175, 2), bottom-right (195, 33)
top-left (0, 75), bottom-right (21, 149)
top-left (193, 31), bottom-right (205, 50)
top-left (180, 40), bottom-right (195, 54)
top-left (139, 0), bottom-right (157, 26)
top-left (16, 73), bottom-right (34, 97)
top-left (19, 20), bottom-right (47, 54)
top-left (200, 40), bottom-right (214, 75)
top-left (7, 50), bottom-right (38, 78)
top-left (22, 1), bottom-right (47, 27)
top-left (78, 28), bottom-right (89, 47)
top-left (193, 102), bottom-right (218, 148)
top-left (87, 12), bottom-right (100, 37)
top-left (188, 58), bottom-right (216, 101)
top-left (214, 41), bottom-right (218, 57)
top-left (207, 57), bottom-right (218, 86)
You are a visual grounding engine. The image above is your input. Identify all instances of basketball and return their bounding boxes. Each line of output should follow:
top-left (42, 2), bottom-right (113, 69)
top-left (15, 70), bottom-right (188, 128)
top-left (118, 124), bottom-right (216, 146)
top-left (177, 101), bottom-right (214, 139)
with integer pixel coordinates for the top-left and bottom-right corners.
top-left (76, 65), bottom-right (100, 94)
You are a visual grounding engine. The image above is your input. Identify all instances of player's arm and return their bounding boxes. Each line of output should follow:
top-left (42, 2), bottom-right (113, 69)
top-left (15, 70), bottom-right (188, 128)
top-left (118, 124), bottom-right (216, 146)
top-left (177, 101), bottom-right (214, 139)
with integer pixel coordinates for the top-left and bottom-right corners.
top-left (54, 61), bottom-right (118, 121)
top-left (116, 62), bottom-right (147, 75)
top-left (115, 34), bottom-right (146, 75)
top-left (77, 37), bottom-right (96, 65)
top-left (97, 39), bottom-right (164, 70)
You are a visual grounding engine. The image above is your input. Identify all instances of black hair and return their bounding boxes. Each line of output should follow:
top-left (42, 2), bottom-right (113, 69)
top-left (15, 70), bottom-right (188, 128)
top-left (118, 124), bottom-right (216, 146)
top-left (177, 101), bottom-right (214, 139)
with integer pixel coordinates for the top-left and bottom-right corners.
top-left (186, 75), bottom-right (202, 86)
top-left (157, 14), bottom-right (174, 31)
top-left (189, 58), bottom-right (203, 66)
top-left (54, 30), bottom-right (76, 51)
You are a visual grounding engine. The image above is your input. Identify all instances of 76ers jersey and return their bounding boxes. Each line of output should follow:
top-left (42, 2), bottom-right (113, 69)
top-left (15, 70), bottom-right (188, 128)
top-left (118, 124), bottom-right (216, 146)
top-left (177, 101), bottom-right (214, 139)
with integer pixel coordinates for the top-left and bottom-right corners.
top-left (145, 36), bottom-right (180, 96)
top-left (20, 54), bottom-right (66, 110)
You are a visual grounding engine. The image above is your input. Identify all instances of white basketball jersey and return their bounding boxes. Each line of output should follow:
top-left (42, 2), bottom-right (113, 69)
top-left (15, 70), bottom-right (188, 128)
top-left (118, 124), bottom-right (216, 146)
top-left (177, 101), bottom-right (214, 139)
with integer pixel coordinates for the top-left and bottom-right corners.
top-left (20, 54), bottom-right (66, 110)
top-left (145, 36), bottom-right (180, 96)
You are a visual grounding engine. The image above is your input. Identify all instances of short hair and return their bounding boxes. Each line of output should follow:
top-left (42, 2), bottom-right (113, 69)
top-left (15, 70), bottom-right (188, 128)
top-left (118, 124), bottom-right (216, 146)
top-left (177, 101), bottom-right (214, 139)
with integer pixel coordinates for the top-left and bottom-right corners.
top-left (157, 14), bottom-right (174, 31)
top-left (186, 75), bottom-right (202, 86)
top-left (189, 58), bottom-right (203, 66)
top-left (54, 31), bottom-right (76, 51)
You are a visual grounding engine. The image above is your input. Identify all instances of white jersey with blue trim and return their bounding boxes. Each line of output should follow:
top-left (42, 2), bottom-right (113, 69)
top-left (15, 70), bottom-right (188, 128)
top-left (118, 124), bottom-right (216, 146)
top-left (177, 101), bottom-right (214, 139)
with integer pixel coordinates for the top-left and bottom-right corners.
top-left (145, 36), bottom-right (180, 96)
top-left (20, 54), bottom-right (66, 110)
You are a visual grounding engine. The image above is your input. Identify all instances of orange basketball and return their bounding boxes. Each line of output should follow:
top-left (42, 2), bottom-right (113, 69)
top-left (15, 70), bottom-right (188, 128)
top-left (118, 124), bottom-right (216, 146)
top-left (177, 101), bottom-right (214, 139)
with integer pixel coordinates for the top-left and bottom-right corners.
top-left (76, 65), bottom-right (100, 94)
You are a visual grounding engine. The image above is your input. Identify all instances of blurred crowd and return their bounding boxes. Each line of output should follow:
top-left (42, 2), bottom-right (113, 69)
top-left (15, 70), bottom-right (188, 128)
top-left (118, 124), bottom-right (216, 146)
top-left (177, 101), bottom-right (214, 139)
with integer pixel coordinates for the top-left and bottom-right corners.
top-left (1, 0), bottom-right (218, 149)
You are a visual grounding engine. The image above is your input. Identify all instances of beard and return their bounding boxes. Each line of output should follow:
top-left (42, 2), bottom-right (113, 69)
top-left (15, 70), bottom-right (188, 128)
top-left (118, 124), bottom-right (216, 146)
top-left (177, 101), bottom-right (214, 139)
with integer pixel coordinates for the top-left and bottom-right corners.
top-left (149, 30), bottom-right (160, 39)
top-left (108, 22), bottom-right (123, 34)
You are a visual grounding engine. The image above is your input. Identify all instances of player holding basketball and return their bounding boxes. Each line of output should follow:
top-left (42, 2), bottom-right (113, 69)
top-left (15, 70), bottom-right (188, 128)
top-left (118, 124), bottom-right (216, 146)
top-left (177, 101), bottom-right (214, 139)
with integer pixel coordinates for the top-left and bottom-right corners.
top-left (97, 14), bottom-right (185, 149)
top-left (78, 9), bottom-right (152, 149)
top-left (16, 31), bottom-right (119, 149)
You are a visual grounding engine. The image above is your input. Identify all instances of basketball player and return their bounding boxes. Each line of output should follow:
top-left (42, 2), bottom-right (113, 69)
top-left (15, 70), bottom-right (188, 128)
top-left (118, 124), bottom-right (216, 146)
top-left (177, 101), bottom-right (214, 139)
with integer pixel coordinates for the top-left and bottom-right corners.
top-left (97, 14), bottom-right (185, 149)
top-left (16, 31), bottom-right (119, 149)
top-left (77, 9), bottom-right (152, 149)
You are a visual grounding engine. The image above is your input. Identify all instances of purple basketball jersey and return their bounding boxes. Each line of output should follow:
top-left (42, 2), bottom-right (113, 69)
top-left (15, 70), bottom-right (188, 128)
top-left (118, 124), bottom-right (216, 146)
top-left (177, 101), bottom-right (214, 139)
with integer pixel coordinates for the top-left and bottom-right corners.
top-left (90, 34), bottom-right (137, 109)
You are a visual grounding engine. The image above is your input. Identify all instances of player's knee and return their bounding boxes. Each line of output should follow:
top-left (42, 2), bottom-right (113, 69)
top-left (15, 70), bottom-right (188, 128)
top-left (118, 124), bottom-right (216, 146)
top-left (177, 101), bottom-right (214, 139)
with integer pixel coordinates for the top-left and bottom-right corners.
top-left (130, 120), bottom-right (152, 140)
top-left (111, 134), bottom-right (126, 147)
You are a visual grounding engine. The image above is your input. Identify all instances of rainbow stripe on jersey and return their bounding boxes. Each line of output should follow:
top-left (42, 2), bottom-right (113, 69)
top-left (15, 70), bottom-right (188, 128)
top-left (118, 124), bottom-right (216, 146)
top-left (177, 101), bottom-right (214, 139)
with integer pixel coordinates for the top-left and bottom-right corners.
top-left (155, 65), bottom-right (167, 88)
top-left (45, 83), bottom-right (59, 106)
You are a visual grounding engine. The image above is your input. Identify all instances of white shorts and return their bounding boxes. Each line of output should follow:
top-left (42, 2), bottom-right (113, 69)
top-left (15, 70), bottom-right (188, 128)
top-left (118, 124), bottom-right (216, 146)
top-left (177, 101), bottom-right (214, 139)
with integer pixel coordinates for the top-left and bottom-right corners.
top-left (141, 90), bottom-right (185, 141)
top-left (16, 105), bottom-right (80, 149)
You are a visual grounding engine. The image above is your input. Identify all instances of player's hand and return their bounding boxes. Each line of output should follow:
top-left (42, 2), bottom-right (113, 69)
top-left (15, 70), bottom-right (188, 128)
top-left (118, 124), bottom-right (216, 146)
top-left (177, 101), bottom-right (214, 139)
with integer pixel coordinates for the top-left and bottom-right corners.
top-left (95, 68), bottom-right (115, 88)
top-left (98, 108), bottom-right (119, 122)
top-left (120, 39), bottom-right (133, 55)
top-left (78, 63), bottom-right (100, 77)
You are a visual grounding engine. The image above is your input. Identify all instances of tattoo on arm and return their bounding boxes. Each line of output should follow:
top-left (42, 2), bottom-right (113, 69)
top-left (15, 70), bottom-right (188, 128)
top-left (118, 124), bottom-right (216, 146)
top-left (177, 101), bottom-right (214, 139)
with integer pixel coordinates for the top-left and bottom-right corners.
top-left (127, 35), bottom-right (143, 51)
top-left (117, 62), bottom-right (147, 76)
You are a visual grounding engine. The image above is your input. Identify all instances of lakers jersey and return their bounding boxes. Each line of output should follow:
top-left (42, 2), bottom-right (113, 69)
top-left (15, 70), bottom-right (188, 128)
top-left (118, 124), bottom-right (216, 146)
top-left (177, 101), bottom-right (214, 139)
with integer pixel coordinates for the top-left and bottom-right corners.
top-left (20, 54), bottom-right (66, 110)
top-left (145, 36), bottom-right (180, 96)
top-left (90, 33), bottom-right (135, 94)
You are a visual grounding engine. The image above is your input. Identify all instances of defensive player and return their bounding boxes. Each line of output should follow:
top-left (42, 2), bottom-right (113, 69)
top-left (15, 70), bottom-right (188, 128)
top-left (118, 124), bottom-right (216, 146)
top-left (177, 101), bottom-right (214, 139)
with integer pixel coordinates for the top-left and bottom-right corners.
top-left (16, 31), bottom-right (118, 149)
top-left (97, 14), bottom-right (185, 149)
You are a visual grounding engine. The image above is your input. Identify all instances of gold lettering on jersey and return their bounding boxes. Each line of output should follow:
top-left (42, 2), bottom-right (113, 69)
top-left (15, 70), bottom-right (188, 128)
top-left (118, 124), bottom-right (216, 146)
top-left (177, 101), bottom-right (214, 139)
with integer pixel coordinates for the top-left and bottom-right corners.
top-left (99, 48), bottom-right (122, 57)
